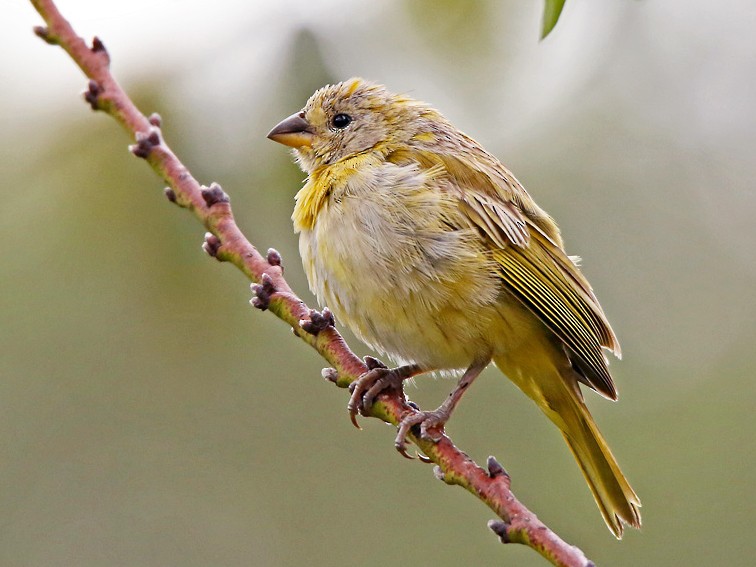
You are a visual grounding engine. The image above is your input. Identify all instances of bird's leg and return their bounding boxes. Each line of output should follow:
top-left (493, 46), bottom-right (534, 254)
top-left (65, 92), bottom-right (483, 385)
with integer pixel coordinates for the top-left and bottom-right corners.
top-left (395, 360), bottom-right (489, 456)
top-left (348, 357), bottom-right (424, 428)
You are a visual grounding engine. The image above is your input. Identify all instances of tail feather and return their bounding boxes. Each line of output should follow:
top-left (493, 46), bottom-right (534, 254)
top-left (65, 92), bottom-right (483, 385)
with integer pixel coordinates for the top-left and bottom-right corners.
top-left (494, 353), bottom-right (641, 537)
top-left (559, 400), bottom-right (641, 538)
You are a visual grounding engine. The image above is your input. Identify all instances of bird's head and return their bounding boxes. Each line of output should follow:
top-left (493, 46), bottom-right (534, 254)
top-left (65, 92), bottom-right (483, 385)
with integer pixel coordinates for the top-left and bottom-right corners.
top-left (267, 78), bottom-right (434, 173)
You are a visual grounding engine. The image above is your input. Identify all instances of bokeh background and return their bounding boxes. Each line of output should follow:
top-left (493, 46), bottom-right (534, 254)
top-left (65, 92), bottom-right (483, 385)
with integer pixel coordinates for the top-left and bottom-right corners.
top-left (2, 1), bottom-right (755, 565)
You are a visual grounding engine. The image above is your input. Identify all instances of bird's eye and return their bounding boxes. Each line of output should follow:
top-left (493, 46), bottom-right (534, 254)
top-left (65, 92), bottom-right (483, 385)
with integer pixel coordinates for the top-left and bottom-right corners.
top-left (332, 113), bottom-right (352, 129)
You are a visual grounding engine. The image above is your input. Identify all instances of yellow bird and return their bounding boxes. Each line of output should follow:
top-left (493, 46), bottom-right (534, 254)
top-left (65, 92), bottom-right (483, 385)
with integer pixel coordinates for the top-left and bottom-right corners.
top-left (268, 78), bottom-right (641, 537)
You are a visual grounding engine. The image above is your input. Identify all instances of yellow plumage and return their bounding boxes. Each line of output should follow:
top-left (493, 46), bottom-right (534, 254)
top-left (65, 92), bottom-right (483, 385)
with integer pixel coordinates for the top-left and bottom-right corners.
top-left (268, 78), bottom-right (641, 537)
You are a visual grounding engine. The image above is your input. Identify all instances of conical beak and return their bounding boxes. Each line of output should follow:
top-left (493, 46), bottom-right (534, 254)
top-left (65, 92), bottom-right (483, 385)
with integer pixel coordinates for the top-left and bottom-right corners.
top-left (267, 112), bottom-right (314, 148)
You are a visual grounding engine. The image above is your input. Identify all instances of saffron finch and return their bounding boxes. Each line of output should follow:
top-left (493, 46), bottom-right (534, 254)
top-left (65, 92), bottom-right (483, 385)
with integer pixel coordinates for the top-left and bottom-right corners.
top-left (268, 78), bottom-right (641, 537)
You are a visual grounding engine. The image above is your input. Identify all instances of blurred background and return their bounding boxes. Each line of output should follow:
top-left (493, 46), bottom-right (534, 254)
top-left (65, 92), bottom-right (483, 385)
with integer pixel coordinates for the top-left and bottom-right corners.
top-left (2, 1), bottom-right (755, 565)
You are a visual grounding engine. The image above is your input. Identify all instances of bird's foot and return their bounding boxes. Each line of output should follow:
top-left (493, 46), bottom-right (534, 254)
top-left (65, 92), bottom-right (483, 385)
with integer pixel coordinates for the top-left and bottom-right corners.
top-left (394, 406), bottom-right (451, 459)
top-left (392, 360), bottom-right (487, 458)
top-left (347, 357), bottom-right (414, 429)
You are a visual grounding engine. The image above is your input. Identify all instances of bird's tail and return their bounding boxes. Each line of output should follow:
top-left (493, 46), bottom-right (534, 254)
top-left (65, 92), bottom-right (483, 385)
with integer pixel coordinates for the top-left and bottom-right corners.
top-left (556, 388), bottom-right (641, 537)
top-left (494, 355), bottom-right (641, 537)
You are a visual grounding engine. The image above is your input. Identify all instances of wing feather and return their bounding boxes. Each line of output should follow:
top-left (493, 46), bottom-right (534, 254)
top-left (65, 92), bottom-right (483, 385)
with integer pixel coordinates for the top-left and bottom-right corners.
top-left (492, 241), bottom-right (618, 399)
top-left (388, 140), bottom-right (621, 399)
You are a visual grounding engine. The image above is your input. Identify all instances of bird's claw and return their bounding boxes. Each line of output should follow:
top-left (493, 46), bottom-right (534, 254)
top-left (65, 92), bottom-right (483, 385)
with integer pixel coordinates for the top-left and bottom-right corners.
top-left (396, 442), bottom-right (415, 460)
top-left (364, 355), bottom-right (387, 371)
top-left (347, 359), bottom-right (404, 429)
top-left (394, 408), bottom-right (450, 457)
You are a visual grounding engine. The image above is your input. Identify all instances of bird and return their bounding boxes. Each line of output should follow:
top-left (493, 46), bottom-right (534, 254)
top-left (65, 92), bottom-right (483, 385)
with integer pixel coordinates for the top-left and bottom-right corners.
top-left (267, 78), bottom-right (641, 537)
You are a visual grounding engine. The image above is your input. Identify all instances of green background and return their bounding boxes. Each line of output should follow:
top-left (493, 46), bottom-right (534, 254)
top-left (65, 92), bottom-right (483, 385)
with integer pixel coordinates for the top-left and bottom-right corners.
top-left (2, 1), bottom-right (754, 565)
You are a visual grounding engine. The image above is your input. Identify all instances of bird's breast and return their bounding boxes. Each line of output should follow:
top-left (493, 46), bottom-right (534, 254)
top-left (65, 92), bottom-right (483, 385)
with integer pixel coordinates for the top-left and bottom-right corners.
top-left (298, 162), bottom-right (505, 369)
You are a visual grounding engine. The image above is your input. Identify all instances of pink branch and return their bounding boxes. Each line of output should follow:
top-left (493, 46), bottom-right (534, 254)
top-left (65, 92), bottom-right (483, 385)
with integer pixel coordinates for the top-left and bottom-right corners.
top-left (29, 1), bottom-right (594, 565)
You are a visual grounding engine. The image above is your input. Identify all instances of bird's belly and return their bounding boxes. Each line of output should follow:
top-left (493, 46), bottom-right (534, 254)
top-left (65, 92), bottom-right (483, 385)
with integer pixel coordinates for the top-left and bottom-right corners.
top-left (337, 287), bottom-right (503, 369)
top-left (299, 204), bottom-right (506, 370)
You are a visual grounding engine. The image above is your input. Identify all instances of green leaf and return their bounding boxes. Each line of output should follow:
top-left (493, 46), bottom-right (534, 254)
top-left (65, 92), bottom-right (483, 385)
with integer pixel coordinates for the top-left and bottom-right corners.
top-left (541, 0), bottom-right (566, 39)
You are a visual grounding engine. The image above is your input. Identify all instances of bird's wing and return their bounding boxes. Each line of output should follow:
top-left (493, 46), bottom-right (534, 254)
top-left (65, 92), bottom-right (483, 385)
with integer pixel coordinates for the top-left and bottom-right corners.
top-left (388, 146), bottom-right (621, 399)
top-left (491, 226), bottom-right (620, 399)
top-left (440, 154), bottom-right (533, 248)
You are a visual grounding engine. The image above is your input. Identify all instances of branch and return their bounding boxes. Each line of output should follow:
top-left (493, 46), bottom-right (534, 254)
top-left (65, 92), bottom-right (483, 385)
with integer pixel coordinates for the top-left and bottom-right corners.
top-left (29, 2), bottom-right (594, 565)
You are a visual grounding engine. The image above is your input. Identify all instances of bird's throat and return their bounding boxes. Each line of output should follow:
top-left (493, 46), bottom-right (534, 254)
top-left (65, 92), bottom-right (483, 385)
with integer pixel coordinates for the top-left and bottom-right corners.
top-left (292, 166), bottom-right (337, 232)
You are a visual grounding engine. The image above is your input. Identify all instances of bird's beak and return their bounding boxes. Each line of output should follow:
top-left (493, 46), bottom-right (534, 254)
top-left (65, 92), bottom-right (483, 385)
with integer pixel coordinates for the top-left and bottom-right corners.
top-left (267, 112), bottom-right (314, 148)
